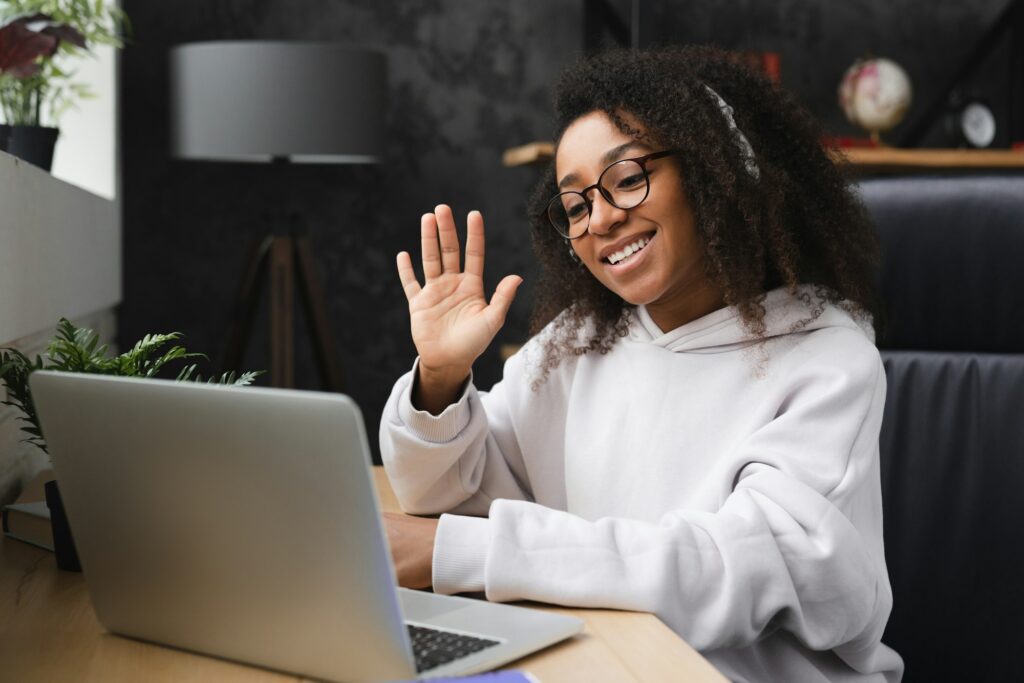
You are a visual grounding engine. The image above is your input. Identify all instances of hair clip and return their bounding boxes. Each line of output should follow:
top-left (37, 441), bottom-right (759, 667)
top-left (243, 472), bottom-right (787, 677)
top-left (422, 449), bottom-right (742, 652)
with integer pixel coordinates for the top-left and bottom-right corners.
top-left (703, 85), bottom-right (761, 181)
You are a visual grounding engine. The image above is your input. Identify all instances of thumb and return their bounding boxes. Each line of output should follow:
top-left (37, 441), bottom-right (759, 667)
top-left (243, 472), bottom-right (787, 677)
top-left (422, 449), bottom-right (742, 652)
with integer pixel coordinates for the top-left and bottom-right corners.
top-left (484, 274), bottom-right (523, 328)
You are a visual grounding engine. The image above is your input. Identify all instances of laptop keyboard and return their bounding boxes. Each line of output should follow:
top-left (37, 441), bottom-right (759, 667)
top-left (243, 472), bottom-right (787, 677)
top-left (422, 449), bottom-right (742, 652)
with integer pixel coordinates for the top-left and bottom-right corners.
top-left (407, 623), bottom-right (501, 673)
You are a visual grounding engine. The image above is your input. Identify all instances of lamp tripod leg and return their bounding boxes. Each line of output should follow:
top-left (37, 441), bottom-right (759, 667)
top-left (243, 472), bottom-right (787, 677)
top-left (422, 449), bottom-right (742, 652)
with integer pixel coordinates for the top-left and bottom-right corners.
top-left (222, 235), bottom-right (274, 379)
top-left (269, 236), bottom-right (296, 388)
top-left (294, 234), bottom-right (345, 393)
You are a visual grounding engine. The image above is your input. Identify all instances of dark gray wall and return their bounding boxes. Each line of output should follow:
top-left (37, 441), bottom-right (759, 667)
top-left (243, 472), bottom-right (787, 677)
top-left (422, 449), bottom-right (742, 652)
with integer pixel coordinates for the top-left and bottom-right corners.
top-left (119, 0), bottom-right (1013, 461)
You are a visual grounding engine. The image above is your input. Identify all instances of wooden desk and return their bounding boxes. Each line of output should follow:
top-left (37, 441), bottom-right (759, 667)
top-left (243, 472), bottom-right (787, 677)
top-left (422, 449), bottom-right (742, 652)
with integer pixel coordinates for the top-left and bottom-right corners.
top-left (0, 467), bottom-right (726, 682)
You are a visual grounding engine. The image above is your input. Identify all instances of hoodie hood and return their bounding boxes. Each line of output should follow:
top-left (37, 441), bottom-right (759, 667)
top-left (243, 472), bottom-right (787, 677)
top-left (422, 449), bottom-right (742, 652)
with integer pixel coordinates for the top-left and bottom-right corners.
top-left (629, 285), bottom-right (875, 353)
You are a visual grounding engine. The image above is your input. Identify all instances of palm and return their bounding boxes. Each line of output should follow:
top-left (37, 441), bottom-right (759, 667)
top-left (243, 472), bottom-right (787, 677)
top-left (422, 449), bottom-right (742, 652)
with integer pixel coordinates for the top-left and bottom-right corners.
top-left (397, 206), bottom-right (522, 375)
top-left (409, 273), bottom-right (496, 367)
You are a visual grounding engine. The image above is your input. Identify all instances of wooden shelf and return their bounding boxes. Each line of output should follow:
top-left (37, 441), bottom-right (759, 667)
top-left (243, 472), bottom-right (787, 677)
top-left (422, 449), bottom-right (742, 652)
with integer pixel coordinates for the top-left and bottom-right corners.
top-left (503, 142), bottom-right (555, 167)
top-left (503, 141), bottom-right (1024, 173)
top-left (831, 147), bottom-right (1024, 173)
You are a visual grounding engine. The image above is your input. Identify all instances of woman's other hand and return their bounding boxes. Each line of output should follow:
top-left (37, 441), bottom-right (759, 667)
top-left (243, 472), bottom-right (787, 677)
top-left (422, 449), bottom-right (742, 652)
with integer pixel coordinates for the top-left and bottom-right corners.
top-left (396, 205), bottom-right (522, 414)
top-left (383, 511), bottom-right (439, 589)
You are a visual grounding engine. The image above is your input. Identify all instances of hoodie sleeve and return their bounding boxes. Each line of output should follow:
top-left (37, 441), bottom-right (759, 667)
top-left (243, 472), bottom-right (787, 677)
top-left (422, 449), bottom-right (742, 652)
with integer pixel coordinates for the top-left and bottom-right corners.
top-left (379, 357), bottom-right (536, 517)
top-left (433, 338), bottom-right (893, 662)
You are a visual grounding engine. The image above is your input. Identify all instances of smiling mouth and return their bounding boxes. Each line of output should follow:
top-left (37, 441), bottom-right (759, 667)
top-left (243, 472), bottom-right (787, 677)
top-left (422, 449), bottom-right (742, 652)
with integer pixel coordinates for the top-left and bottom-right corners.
top-left (603, 234), bottom-right (654, 265)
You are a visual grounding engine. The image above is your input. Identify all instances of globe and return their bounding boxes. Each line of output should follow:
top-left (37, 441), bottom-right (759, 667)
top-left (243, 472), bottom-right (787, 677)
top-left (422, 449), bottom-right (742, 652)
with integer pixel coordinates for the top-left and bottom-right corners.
top-left (838, 57), bottom-right (913, 143)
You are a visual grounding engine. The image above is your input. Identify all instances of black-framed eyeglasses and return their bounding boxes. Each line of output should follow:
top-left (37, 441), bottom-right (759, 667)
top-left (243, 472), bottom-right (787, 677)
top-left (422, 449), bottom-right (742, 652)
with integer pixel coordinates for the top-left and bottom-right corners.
top-left (546, 150), bottom-right (675, 240)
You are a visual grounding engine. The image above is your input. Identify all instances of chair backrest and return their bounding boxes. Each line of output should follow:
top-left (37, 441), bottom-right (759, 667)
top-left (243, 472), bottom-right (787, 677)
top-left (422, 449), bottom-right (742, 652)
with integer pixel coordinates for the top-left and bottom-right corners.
top-left (861, 175), bottom-right (1024, 353)
top-left (858, 175), bottom-right (1024, 682)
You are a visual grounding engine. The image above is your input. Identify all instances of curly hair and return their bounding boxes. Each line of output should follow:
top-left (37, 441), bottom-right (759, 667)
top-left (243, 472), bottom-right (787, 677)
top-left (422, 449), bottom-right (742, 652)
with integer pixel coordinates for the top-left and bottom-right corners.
top-left (526, 45), bottom-right (882, 382)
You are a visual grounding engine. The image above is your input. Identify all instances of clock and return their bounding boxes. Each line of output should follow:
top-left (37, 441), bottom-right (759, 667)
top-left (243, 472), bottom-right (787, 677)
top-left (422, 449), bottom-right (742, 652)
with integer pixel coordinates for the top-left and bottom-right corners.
top-left (960, 102), bottom-right (997, 147)
top-left (945, 95), bottom-right (997, 148)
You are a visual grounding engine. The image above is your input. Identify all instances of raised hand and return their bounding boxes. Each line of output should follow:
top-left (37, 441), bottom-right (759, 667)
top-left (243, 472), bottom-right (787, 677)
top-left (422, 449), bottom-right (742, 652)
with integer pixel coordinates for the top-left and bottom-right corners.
top-left (396, 205), bottom-right (522, 414)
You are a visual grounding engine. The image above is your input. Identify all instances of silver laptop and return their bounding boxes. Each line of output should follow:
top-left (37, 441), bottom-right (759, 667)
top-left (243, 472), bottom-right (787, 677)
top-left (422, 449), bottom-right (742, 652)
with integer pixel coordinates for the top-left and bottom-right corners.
top-left (30, 371), bottom-right (582, 682)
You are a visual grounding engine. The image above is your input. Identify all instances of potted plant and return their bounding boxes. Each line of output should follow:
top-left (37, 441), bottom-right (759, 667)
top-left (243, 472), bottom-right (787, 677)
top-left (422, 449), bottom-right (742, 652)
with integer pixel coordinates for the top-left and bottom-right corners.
top-left (0, 318), bottom-right (262, 570)
top-left (0, 1), bottom-right (126, 169)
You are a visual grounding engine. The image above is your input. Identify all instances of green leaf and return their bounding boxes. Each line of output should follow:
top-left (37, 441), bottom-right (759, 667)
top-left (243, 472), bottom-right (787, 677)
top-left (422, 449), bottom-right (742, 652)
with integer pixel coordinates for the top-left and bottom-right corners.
top-left (176, 363), bottom-right (200, 382)
top-left (230, 370), bottom-right (265, 386)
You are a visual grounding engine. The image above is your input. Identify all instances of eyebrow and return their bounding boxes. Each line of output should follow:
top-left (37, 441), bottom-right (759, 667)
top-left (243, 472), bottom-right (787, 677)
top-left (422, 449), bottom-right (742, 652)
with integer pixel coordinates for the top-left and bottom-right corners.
top-left (557, 141), bottom-right (643, 190)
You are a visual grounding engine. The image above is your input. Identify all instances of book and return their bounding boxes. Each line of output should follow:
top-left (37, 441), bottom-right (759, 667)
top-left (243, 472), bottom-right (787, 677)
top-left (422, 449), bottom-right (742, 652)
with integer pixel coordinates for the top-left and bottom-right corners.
top-left (740, 50), bottom-right (781, 83)
top-left (2, 470), bottom-right (54, 551)
top-left (820, 135), bottom-right (880, 149)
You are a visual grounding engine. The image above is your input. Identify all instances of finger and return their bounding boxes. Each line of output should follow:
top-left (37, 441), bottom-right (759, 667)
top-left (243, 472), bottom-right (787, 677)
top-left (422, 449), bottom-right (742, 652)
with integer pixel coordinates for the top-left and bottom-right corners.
top-left (420, 213), bottom-right (442, 280)
top-left (434, 204), bottom-right (461, 274)
top-left (484, 274), bottom-right (523, 329)
top-left (464, 210), bottom-right (485, 278)
top-left (396, 251), bottom-right (421, 300)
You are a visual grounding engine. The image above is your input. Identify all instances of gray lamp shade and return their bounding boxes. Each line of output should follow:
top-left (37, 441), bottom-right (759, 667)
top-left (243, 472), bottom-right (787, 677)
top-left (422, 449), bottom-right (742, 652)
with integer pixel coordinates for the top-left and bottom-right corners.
top-left (170, 42), bottom-right (386, 163)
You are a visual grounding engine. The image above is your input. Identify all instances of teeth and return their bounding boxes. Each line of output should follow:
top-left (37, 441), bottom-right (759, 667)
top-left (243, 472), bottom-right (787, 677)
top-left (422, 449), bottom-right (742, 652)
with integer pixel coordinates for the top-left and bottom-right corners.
top-left (607, 237), bottom-right (650, 265)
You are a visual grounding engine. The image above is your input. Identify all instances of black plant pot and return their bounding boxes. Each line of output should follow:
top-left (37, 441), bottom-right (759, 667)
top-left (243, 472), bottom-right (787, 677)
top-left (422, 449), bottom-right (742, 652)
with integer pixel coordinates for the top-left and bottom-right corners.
top-left (4, 125), bottom-right (59, 171)
top-left (44, 480), bottom-right (81, 572)
top-left (0, 124), bottom-right (11, 152)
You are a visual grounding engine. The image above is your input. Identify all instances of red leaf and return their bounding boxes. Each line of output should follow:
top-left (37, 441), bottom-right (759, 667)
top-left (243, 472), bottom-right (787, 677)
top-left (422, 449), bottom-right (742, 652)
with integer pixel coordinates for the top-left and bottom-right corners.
top-left (41, 25), bottom-right (87, 50)
top-left (0, 20), bottom-right (58, 76)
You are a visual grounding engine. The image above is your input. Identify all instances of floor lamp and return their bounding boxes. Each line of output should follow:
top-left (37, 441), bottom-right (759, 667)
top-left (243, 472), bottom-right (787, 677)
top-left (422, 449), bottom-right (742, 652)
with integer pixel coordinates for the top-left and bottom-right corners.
top-left (169, 41), bottom-right (387, 391)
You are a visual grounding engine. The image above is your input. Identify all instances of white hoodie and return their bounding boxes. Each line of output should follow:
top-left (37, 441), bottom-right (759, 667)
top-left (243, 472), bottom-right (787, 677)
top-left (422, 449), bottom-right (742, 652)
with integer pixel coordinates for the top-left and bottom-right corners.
top-left (380, 286), bottom-right (904, 683)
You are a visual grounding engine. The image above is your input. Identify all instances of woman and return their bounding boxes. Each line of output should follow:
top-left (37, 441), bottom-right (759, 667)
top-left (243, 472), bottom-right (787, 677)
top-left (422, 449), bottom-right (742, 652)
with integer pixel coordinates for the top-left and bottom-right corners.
top-left (380, 46), bottom-right (903, 682)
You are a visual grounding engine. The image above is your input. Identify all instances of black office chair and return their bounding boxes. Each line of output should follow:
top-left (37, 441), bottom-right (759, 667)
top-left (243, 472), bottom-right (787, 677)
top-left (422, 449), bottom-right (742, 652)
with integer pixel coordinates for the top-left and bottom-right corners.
top-left (858, 175), bottom-right (1024, 682)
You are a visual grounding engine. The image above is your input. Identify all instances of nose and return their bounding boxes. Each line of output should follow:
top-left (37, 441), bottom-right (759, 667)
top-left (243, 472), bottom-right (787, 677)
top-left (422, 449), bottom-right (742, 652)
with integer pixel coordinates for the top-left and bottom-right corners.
top-left (586, 192), bottom-right (627, 236)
